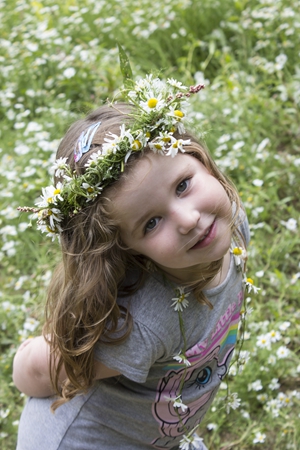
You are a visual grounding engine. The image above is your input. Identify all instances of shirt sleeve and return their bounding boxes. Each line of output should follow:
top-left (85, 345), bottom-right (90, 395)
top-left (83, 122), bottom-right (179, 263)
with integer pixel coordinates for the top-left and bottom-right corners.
top-left (94, 319), bottom-right (166, 383)
top-left (239, 207), bottom-right (250, 247)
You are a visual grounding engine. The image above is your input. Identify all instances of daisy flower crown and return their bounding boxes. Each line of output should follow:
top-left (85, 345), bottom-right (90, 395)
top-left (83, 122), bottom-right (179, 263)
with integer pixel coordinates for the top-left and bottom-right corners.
top-left (18, 52), bottom-right (204, 239)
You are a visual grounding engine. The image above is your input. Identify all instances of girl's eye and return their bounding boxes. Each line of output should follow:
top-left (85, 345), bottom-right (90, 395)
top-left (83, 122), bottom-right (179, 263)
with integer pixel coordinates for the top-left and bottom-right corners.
top-left (176, 178), bottom-right (190, 195)
top-left (145, 217), bottom-right (160, 233)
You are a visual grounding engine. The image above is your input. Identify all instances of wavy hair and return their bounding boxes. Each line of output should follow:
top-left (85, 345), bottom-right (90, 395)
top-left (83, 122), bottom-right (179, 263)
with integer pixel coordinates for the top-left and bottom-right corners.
top-left (43, 104), bottom-right (244, 409)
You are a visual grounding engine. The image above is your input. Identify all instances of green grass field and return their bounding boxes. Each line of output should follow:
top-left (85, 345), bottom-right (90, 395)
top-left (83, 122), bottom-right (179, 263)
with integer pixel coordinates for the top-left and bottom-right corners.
top-left (0, 0), bottom-right (299, 448)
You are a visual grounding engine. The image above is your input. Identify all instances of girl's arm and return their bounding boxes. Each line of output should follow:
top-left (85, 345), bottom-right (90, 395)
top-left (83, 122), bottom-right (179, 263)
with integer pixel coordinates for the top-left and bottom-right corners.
top-left (13, 335), bottom-right (63, 397)
top-left (13, 335), bottom-right (120, 398)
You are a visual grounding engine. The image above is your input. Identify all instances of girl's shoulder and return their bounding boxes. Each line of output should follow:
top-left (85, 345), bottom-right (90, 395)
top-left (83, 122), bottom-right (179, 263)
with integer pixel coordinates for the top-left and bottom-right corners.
top-left (119, 269), bottom-right (178, 321)
top-left (237, 205), bottom-right (250, 246)
top-left (95, 272), bottom-right (185, 382)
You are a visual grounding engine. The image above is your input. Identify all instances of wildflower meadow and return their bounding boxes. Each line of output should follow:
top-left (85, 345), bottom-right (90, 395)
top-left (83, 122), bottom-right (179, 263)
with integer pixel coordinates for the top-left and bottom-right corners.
top-left (0, 0), bottom-right (299, 448)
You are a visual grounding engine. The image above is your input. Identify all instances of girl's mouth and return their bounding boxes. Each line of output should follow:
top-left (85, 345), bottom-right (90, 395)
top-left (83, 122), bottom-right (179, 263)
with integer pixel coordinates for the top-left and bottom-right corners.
top-left (190, 220), bottom-right (217, 249)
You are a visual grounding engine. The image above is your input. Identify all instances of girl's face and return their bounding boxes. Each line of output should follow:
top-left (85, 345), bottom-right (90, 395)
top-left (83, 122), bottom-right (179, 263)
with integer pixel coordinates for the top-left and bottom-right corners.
top-left (109, 152), bottom-right (232, 282)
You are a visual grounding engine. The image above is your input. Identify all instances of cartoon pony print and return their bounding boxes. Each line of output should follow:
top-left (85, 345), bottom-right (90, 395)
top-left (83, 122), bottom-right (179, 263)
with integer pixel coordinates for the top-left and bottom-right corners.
top-left (151, 346), bottom-right (234, 449)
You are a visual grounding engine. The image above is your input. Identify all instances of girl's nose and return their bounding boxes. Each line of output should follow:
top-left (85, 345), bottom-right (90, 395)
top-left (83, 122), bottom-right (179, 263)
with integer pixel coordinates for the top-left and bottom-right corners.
top-left (175, 208), bottom-right (200, 235)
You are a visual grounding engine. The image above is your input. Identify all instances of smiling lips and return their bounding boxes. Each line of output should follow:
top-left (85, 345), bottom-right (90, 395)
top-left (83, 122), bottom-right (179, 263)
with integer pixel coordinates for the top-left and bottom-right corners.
top-left (190, 220), bottom-right (217, 250)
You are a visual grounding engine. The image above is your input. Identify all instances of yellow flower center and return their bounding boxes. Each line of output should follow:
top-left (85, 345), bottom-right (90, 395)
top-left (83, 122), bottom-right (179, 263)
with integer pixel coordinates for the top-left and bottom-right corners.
top-left (154, 143), bottom-right (162, 150)
top-left (178, 294), bottom-right (185, 303)
top-left (172, 141), bottom-right (178, 148)
top-left (174, 110), bottom-right (184, 118)
top-left (53, 188), bottom-right (61, 195)
top-left (247, 277), bottom-right (254, 284)
top-left (132, 140), bottom-right (142, 150)
top-left (145, 132), bottom-right (151, 138)
top-left (87, 187), bottom-right (94, 193)
top-left (47, 197), bottom-right (53, 203)
top-left (147, 98), bottom-right (158, 108)
top-left (233, 247), bottom-right (243, 256)
top-left (162, 136), bottom-right (171, 142)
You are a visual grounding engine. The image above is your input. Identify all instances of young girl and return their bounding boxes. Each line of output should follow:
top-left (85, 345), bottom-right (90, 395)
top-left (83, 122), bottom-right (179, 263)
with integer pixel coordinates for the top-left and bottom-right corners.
top-left (14, 75), bottom-right (250, 450)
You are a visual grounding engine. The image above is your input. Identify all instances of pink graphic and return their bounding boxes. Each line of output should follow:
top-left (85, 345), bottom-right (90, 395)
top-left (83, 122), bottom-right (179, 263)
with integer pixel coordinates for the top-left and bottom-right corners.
top-left (151, 294), bottom-right (243, 449)
top-left (151, 346), bottom-right (234, 448)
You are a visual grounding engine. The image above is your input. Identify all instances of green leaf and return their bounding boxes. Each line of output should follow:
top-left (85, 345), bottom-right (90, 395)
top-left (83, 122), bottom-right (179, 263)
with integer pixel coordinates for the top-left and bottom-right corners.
top-left (117, 43), bottom-right (134, 90)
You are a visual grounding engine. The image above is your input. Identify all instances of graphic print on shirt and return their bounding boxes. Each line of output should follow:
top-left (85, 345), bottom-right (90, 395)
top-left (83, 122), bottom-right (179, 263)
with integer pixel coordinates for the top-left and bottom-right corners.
top-left (151, 292), bottom-right (243, 449)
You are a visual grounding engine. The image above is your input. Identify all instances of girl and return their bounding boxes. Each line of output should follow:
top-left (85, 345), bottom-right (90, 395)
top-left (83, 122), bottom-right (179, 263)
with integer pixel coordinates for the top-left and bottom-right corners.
top-left (14, 75), bottom-right (250, 450)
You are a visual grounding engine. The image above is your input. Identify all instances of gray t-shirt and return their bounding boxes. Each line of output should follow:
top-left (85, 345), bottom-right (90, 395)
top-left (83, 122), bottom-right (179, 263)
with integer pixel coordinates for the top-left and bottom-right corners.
top-left (17, 214), bottom-right (250, 450)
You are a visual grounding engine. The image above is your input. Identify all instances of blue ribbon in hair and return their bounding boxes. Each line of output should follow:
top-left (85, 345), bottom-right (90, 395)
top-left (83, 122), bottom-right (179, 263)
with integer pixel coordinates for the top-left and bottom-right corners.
top-left (74, 121), bottom-right (101, 162)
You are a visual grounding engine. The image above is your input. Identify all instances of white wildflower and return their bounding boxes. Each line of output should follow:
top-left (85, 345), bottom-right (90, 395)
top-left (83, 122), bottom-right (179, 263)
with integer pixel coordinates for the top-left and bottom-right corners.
top-left (225, 392), bottom-right (241, 413)
top-left (165, 395), bottom-right (188, 413)
top-left (268, 378), bottom-right (280, 390)
top-left (52, 157), bottom-right (68, 178)
top-left (252, 179), bottom-right (264, 187)
top-left (36, 183), bottom-right (63, 208)
top-left (253, 432), bottom-right (266, 444)
top-left (267, 355), bottom-right (276, 365)
top-left (278, 321), bottom-right (290, 331)
top-left (167, 78), bottom-right (187, 90)
top-left (179, 433), bottom-right (203, 450)
top-left (280, 218), bottom-right (297, 231)
top-left (173, 351), bottom-right (191, 366)
top-left (166, 136), bottom-right (191, 157)
top-left (81, 182), bottom-right (102, 201)
top-left (23, 317), bottom-right (39, 332)
top-left (248, 380), bottom-right (263, 391)
top-left (268, 330), bottom-right (281, 343)
top-left (256, 334), bottom-right (272, 350)
top-left (243, 275), bottom-right (260, 294)
top-left (171, 287), bottom-right (190, 312)
top-left (63, 67), bottom-right (76, 78)
top-left (257, 393), bottom-right (268, 403)
top-left (276, 345), bottom-right (290, 358)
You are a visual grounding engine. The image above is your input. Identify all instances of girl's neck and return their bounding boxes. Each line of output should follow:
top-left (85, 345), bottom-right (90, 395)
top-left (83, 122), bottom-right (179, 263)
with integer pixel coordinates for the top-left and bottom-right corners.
top-left (155, 250), bottom-right (230, 288)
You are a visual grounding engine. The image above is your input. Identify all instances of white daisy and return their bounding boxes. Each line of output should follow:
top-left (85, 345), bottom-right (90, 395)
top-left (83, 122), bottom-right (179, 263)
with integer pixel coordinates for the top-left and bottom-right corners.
top-left (243, 275), bottom-right (260, 294)
top-left (81, 182), bottom-right (102, 201)
top-left (167, 78), bottom-right (188, 90)
top-left (253, 432), bottom-right (266, 444)
top-left (276, 345), bottom-right (290, 358)
top-left (225, 392), bottom-right (241, 414)
top-left (102, 125), bottom-right (133, 155)
top-left (173, 351), bottom-right (191, 367)
top-left (166, 136), bottom-right (191, 157)
top-left (139, 94), bottom-right (166, 113)
top-left (52, 157), bottom-right (68, 178)
top-left (179, 433), bottom-right (203, 450)
top-left (171, 287), bottom-right (190, 312)
top-left (36, 183), bottom-right (63, 208)
top-left (172, 395), bottom-right (188, 413)
top-left (85, 149), bottom-right (104, 167)
top-left (231, 246), bottom-right (247, 267)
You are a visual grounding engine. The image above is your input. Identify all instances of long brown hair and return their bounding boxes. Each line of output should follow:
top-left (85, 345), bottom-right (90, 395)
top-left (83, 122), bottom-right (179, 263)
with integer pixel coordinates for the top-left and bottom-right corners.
top-left (43, 104), bottom-right (244, 409)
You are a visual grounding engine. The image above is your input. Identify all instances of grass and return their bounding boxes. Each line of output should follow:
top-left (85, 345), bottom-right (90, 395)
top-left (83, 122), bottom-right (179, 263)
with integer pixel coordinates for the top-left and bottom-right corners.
top-left (0, 0), bottom-right (299, 448)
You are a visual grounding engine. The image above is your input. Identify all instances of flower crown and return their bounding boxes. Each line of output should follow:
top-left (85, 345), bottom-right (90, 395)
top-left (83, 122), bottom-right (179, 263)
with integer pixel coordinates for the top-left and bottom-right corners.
top-left (18, 55), bottom-right (204, 239)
